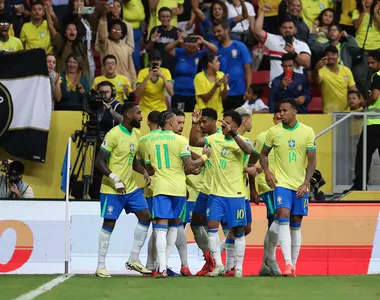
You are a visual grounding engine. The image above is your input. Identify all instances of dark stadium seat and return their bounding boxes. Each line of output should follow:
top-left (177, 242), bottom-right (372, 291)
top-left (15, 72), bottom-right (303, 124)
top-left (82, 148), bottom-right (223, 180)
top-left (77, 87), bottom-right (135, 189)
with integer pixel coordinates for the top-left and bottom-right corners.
top-left (309, 97), bottom-right (323, 114)
top-left (251, 70), bottom-right (270, 84)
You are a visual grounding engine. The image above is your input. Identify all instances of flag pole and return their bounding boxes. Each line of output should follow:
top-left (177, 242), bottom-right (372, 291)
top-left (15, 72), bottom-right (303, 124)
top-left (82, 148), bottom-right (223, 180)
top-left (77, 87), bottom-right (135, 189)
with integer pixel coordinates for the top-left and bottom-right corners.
top-left (65, 137), bottom-right (72, 275)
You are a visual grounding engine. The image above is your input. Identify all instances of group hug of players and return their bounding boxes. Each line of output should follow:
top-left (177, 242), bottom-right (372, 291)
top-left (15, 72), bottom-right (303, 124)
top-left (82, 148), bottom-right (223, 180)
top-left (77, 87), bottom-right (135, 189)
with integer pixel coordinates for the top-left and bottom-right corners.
top-left (94, 97), bottom-right (317, 278)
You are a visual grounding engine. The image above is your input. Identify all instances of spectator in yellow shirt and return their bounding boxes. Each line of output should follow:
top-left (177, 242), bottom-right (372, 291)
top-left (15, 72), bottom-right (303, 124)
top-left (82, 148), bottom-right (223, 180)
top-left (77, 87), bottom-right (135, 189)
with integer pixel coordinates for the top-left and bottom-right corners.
top-left (193, 52), bottom-right (229, 115)
top-left (301, 0), bottom-right (334, 30)
top-left (0, 15), bottom-right (23, 51)
top-left (20, 0), bottom-right (52, 54)
top-left (135, 50), bottom-right (174, 113)
top-left (92, 54), bottom-right (132, 103)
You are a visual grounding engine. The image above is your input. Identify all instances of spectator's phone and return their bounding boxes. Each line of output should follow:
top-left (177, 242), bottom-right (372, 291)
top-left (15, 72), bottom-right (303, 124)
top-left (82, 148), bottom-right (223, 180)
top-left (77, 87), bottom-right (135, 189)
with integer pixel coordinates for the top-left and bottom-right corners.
top-left (284, 34), bottom-right (292, 45)
top-left (184, 37), bottom-right (198, 43)
top-left (78, 7), bottom-right (94, 14)
top-left (285, 70), bottom-right (293, 80)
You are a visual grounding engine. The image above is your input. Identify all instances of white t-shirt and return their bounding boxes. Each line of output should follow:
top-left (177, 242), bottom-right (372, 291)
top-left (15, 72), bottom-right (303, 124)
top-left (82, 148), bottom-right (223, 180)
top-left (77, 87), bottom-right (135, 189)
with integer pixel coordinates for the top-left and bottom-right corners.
top-left (242, 99), bottom-right (268, 111)
top-left (264, 32), bottom-right (311, 82)
top-left (226, 1), bottom-right (256, 33)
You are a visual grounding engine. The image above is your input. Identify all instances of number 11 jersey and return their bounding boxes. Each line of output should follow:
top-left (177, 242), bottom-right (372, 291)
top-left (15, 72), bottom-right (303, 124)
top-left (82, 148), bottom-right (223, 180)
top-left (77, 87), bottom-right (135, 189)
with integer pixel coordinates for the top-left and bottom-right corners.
top-left (145, 130), bottom-right (191, 197)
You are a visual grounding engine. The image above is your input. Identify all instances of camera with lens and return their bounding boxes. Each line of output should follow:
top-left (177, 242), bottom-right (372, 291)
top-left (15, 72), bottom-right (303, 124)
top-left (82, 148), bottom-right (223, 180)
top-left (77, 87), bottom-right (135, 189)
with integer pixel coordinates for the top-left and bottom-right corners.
top-left (1, 160), bottom-right (24, 184)
top-left (85, 89), bottom-right (106, 117)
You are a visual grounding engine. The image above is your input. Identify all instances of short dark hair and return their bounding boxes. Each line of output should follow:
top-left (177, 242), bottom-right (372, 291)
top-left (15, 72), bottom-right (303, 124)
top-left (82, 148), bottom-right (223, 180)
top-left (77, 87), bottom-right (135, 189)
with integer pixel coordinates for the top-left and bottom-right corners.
top-left (121, 102), bottom-right (138, 114)
top-left (108, 19), bottom-right (128, 39)
top-left (324, 45), bottom-right (339, 55)
top-left (158, 110), bottom-right (176, 127)
top-left (212, 19), bottom-right (229, 30)
top-left (158, 7), bottom-right (172, 16)
top-left (148, 110), bottom-right (160, 124)
top-left (279, 98), bottom-right (298, 110)
top-left (274, 105), bottom-right (281, 114)
top-left (201, 108), bottom-right (218, 120)
top-left (103, 54), bottom-right (117, 65)
top-left (171, 108), bottom-right (185, 117)
top-left (281, 53), bottom-right (296, 63)
top-left (368, 50), bottom-right (380, 62)
top-left (31, 0), bottom-right (44, 8)
top-left (280, 17), bottom-right (296, 27)
top-left (348, 90), bottom-right (361, 98)
top-left (200, 52), bottom-right (217, 71)
top-left (249, 84), bottom-right (264, 98)
top-left (97, 81), bottom-right (115, 91)
top-left (223, 110), bottom-right (242, 127)
top-left (328, 23), bottom-right (341, 32)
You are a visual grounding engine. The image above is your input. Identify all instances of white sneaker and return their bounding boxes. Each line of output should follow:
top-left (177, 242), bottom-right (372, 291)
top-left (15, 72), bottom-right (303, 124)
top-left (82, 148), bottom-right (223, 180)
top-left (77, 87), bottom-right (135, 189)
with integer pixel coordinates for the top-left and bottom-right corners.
top-left (126, 260), bottom-right (152, 274)
top-left (234, 269), bottom-right (243, 278)
top-left (95, 267), bottom-right (111, 278)
top-left (208, 265), bottom-right (225, 277)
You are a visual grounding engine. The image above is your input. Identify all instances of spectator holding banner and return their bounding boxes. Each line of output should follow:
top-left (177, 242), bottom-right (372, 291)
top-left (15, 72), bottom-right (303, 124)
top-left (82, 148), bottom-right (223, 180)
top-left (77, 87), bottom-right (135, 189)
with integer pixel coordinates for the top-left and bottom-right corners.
top-left (0, 160), bottom-right (34, 199)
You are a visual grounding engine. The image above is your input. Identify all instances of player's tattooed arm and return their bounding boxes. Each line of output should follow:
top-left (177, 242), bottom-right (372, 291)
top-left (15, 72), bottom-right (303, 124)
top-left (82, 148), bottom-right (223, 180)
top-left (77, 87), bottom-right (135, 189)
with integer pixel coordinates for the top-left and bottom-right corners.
top-left (95, 149), bottom-right (112, 176)
top-left (233, 135), bottom-right (253, 154)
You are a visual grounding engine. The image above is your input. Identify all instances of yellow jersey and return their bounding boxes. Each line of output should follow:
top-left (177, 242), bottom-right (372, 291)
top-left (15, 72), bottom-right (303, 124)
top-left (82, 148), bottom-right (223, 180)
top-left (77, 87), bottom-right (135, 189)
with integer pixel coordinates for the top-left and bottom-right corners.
top-left (205, 133), bottom-right (251, 198)
top-left (194, 71), bottom-right (229, 116)
top-left (352, 10), bottom-right (380, 50)
top-left (258, 0), bottom-right (281, 17)
top-left (0, 36), bottom-right (23, 52)
top-left (301, 0), bottom-right (334, 29)
top-left (186, 146), bottom-right (205, 202)
top-left (200, 128), bottom-right (222, 195)
top-left (100, 124), bottom-right (140, 195)
top-left (123, 0), bottom-right (146, 29)
top-left (137, 67), bottom-right (172, 113)
top-left (92, 74), bottom-right (132, 103)
top-left (318, 65), bottom-right (356, 113)
top-left (253, 130), bottom-right (275, 195)
top-left (20, 20), bottom-right (52, 54)
top-left (242, 135), bottom-right (251, 200)
top-left (264, 122), bottom-right (316, 191)
top-left (340, 0), bottom-right (356, 26)
top-left (139, 129), bottom-right (161, 198)
top-left (145, 130), bottom-right (191, 197)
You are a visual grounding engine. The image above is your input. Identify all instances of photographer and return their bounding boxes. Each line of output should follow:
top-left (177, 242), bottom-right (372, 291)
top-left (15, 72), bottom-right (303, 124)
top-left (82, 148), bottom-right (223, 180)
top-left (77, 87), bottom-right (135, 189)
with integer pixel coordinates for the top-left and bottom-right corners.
top-left (0, 160), bottom-right (34, 199)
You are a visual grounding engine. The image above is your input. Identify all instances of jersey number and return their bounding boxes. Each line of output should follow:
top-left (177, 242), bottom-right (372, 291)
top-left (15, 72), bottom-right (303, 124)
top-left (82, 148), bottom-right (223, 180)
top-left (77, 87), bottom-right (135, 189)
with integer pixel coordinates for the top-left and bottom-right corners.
top-left (236, 209), bottom-right (245, 220)
top-left (155, 144), bottom-right (170, 169)
top-left (288, 152), bottom-right (297, 162)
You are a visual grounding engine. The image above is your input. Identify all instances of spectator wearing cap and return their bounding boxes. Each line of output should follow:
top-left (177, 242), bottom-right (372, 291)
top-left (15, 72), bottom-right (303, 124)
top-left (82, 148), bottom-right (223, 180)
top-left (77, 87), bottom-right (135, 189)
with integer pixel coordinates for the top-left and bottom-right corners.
top-left (92, 55), bottom-right (132, 103)
top-left (254, 4), bottom-right (311, 83)
top-left (270, 53), bottom-right (311, 113)
top-left (98, 3), bottom-right (136, 90)
top-left (1, 0), bottom-right (29, 37)
top-left (0, 160), bottom-right (34, 199)
top-left (314, 45), bottom-right (357, 113)
top-left (0, 14), bottom-right (23, 51)
top-left (20, 0), bottom-right (53, 54)
top-left (136, 50), bottom-right (174, 113)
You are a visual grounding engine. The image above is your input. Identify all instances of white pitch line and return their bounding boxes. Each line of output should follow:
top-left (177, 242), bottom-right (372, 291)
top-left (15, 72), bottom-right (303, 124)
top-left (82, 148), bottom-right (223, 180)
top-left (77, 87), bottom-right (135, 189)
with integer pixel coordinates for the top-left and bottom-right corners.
top-left (13, 274), bottom-right (73, 300)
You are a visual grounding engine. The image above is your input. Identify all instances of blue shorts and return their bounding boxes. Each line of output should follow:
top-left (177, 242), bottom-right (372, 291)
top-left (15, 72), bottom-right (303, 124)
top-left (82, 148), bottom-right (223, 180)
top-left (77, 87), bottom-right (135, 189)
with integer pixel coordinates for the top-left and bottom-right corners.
top-left (152, 195), bottom-right (186, 220)
top-left (221, 200), bottom-right (252, 230)
top-left (261, 191), bottom-right (276, 219)
top-left (192, 192), bottom-right (209, 217)
top-left (274, 187), bottom-right (309, 216)
top-left (185, 201), bottom-right (195, 224)
top-left (207, 195), bottom-right (247, 228)
top-left (146, 197), bottom-right (153, 215)
top-left (100, 189), bottom-right (148, 220)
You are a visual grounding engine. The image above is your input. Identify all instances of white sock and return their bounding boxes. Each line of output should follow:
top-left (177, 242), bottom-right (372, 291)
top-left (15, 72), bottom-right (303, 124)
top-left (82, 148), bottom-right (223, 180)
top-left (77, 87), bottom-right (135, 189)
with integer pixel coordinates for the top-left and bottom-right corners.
top-left (146, 231), bottom-right (157, 271)
top-left (208, 229), bottom-right (223, 266)
top-left (268, 220), bottom-right (279, 261)
top-left (225, 237), bottom-right (236, 270)
top-left (97, 228), bottom-right (112, 269)
top-left (191, 225), bottom-right (210, 253)
top-left (129, 222), bottom-right (149, 262)
top-left (154, 226), bottom-right (168, 273)
top-left (278, 219), bottom-right (292, 265)
top-left (290, 226), bottom-right (302, 269)
top-left (220, 238), bottom-right (226, 253)
top-left (175, 225), bottom-right (188, 267)
top-left (166, 226), bottom-right (178, 267)
top-left (234, 235), bottom-right (246, 271)
top-left (262, 230), bottom-right (270, 266)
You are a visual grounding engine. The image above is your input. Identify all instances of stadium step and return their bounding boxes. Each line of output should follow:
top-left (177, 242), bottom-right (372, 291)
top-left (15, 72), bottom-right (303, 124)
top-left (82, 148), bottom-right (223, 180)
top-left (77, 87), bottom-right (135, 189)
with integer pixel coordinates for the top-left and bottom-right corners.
top-left (338, 191), bottom-right (380, 201)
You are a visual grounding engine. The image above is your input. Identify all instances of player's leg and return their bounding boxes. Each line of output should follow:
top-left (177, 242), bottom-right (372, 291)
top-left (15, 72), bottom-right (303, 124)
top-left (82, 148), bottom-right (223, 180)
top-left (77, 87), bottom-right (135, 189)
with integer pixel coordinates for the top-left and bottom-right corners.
top-left (145, 197), bottom-right (157, 275)
top-left (206, 195), bottom-right (225, 277)
top-left (289, 191), bottom-right (309, 276)
top-left (96, 193), bottom-right (124, 277)
top-left (124, 189), bottom-right (152, 274)
top-left (224, 229), bottom-right (237, 276)
top-left (177, 201), bottom-right (194, 276)
top-left (273, 187), bottom-right (293, 276)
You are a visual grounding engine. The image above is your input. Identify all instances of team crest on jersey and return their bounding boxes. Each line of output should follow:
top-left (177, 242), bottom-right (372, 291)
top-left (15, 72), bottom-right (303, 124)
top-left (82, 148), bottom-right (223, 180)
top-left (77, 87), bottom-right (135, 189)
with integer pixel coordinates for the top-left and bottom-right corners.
top-left (343, 76), bottom-right (348, 81)
top-left (298, 84), bottom-right (302, 91)
top-left (107, 205), bottom-right (114, 215)
top-left (221, 148), bottom-right (228, 156)
top-left (117, 81), bottom-right (122, 86)
top-left (129, 144), bottom-right (135, 152)
top-left (319, 4), bottom-right (324, 9)
top-left (277, 196), bottom-right (282, 205)
top-left (206, 208), bottom-right (210, 217)
top-left (231, 49), bottom-right (237, 58)
top-left (288, 139), bottom-right (295, 148)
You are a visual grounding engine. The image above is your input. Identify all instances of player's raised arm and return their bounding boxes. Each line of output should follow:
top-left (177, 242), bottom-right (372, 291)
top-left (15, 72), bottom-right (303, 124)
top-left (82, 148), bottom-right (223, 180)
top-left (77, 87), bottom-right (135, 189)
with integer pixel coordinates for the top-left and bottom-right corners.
top-left (219, 119), bottom-right (252, 154)
top-left (182, 145), bottom-right (211, 175)
top-left (189, 110), bottom-right (206, 147)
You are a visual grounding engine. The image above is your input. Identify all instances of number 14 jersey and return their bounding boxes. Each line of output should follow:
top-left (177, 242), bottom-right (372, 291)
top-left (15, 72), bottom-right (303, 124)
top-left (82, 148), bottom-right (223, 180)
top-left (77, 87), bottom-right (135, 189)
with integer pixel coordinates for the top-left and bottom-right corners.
top-left (205, 134), bottom-right (251, 198)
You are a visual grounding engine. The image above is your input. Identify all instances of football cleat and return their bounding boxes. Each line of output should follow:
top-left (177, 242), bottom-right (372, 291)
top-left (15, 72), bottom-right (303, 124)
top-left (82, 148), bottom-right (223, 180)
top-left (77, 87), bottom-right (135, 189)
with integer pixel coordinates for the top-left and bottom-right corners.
top-left (234, 269), bottom-right (243, 278)
top-left (196, 262), bottom-right (209, 276)
top-left (265, 259), bottom-right (282, 276)
top-left (208, 264), bottom-right (225, 277)
top-left (143, 270), bottom-right (158, 278)
top-left (126, 260), bottom-right (152, 275)
top-left (95, 267), bottom-right (111, 278)
top-left (180, 265), bottom-right (192, 276)
top-left (167, 268), bottom-right (181, 277)
top-left (224, 267), bottom-right (236, 277)
top-left (204, 251), bottom-right (216, 272)
top-left (283, 264), bottom-right (295, 277)
top-left (155, 270), bottom-right (168, 278)
top-left (259, 263), bottom-right (273, 276)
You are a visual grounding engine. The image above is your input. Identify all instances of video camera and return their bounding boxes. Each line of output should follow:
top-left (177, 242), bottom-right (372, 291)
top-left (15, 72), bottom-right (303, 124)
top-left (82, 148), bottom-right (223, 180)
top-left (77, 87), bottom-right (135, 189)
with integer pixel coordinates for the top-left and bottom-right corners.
top-left (1, 160), bottom-right (24, 184)
top-left (85, 89), bottom-right (106, 117)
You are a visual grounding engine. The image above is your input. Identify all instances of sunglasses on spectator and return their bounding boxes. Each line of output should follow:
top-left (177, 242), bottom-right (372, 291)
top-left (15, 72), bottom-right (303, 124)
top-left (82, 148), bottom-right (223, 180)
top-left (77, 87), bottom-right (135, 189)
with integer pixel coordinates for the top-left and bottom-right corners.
top-left (111, 28), bottom-right (122, 33)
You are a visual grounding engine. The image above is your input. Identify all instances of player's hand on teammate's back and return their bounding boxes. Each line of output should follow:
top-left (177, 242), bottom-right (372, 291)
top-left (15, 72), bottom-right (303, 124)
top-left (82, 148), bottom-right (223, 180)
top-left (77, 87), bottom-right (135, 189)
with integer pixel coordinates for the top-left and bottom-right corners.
top-left (264, 170), bottom-right (277, 189)
top-left (296, 183), bottom-right (308, 198)
top-left (250, 189), bottom-right (260, 205)
top-left (143, 172), bottom-right (151, 186)
top-left (202, 145), bottom-right (211, 158)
